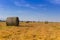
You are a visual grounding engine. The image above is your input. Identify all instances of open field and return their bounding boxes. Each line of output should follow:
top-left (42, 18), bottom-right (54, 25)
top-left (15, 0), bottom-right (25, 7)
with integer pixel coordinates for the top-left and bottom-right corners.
top-left (0, 22), bottom-right (60, 40)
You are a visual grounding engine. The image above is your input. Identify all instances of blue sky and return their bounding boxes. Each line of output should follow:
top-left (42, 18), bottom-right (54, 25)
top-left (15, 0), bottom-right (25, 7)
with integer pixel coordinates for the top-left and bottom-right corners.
top-left (0, 0), bottom-right (60, 22)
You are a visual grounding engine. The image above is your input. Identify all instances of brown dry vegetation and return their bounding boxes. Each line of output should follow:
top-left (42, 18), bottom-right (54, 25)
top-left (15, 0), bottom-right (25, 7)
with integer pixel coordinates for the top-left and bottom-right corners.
top-left (0, 22), bottom-right (60, 40)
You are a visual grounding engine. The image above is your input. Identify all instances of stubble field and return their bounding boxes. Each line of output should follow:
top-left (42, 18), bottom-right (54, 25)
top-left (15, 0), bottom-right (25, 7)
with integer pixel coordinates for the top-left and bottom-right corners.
top-left (0, 22), bottom-right (60, 40)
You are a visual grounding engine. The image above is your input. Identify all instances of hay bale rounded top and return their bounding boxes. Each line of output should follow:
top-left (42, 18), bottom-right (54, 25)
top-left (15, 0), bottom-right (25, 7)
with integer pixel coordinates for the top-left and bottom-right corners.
top-left (6, 17), bottom-right (19, 26)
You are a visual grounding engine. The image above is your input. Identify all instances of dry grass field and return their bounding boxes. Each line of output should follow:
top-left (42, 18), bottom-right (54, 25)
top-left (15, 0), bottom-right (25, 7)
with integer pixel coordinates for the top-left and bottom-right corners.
top-left (0, 22), bottom-right (60, 40)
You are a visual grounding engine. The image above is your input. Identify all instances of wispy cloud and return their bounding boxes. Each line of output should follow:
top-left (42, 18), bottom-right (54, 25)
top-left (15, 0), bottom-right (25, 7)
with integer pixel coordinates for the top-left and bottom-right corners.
top-left (38, 4), bottom-right (47, 7)
top-left (48, 0), bottom-right (60, 4)
top-left (13, 0), bottom-right (47, 9)
top-left (0, 5), bottom-right (5, 11)
top-left (14, 0), bottom-right (37, 9)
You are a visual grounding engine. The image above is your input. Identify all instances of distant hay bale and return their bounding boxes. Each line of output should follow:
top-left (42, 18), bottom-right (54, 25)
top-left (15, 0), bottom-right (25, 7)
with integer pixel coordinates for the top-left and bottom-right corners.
top-left (26, 21), bottom-right (30, 23)
top-left (45, 21), bottom-right (48, 24)
top-left (6, 17), bottom-right (19, 26)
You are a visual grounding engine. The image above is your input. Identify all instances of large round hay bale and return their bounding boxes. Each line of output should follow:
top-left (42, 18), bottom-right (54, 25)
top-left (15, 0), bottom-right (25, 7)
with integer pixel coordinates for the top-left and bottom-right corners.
top-left (6, 17), bottom-right (19, 26)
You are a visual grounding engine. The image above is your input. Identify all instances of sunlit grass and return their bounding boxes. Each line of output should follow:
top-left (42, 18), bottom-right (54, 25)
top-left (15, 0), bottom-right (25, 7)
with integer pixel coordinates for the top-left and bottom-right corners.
top-left (0, 22), bottom-right (60, 40)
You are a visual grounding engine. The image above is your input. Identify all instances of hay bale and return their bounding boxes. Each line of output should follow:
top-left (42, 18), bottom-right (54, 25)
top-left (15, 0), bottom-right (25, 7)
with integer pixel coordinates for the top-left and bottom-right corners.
top-left (6, 17), bottom-right (19, 26)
